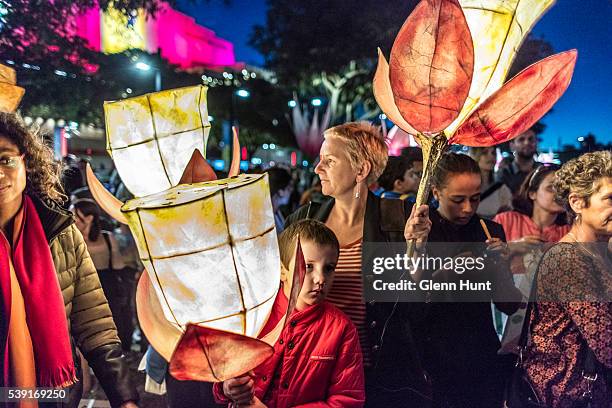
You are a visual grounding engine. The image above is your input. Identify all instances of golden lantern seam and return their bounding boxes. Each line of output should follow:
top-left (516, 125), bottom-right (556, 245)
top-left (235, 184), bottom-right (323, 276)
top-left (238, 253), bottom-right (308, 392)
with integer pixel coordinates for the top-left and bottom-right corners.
top-left (145, 92), bottom-right (173, 186)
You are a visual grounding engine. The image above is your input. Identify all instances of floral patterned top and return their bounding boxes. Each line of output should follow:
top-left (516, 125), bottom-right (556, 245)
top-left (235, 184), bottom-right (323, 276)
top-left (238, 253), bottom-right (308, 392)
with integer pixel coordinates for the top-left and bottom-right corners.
top-left (525, 243), bottom-right (612, 407)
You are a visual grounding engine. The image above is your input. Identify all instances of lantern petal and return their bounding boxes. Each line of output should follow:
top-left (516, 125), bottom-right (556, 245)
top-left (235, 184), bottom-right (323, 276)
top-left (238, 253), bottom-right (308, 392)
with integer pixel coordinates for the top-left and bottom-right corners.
top-left (86, 163), bottom-right (128, 224)
top-left (389, 0), bottom-right (474, 133)
top-left (178, 149), bottom-right (217, 184)
top-left (372, 49), bottom-right (418, 135)
top-left (445, 0), bottom-right (556, 135)
top-left (451, 50), bottom-right (577, 146)
top-left (228, 126), bottom-right (241, 177)
top-left (169, 323), bottom-right (274, 382)
top-left (136, 270), bottom-right (183, 362)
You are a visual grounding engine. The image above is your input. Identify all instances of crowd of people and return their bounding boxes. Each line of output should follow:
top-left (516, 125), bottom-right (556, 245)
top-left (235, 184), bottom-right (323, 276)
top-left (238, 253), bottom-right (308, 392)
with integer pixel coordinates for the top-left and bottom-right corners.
top-left (1, 110), bottom-right (610, 408)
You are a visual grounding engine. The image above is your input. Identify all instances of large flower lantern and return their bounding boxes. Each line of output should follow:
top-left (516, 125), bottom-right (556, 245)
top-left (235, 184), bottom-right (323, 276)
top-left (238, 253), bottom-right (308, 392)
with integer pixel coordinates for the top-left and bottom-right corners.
top-left (88, 86), bottom-right (300, 381)
top-left (374, 0), bottom-right (577, 252)
top-left (0, 64), bottom-right (25, 113)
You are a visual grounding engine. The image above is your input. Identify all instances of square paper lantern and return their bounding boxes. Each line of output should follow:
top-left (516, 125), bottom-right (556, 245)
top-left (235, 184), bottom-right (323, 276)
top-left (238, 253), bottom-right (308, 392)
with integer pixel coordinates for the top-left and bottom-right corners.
top-left (104, 85), bottom-right (211, 197)
top-left (0, 64), bottom-right (25, 113)
top-left (123, 173), bottom-right (280, 339)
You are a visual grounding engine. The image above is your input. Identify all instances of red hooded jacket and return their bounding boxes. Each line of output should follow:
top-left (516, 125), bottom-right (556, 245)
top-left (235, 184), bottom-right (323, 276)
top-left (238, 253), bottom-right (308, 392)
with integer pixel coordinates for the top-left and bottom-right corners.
top-left (214, 297), bottom-right (365, 407)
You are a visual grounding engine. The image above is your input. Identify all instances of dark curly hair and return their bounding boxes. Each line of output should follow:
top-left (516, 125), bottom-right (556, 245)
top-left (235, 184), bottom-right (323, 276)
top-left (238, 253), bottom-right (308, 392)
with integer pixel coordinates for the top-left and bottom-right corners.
top-left (553, 150), bottom-right (612, 224)
top-left (0, 112), bottom-right (65, 203)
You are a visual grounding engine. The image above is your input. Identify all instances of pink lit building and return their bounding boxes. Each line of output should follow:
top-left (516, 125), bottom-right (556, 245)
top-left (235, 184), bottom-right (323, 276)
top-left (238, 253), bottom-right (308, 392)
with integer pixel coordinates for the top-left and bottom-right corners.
top-left (75, 3), bottom-right (236, 70)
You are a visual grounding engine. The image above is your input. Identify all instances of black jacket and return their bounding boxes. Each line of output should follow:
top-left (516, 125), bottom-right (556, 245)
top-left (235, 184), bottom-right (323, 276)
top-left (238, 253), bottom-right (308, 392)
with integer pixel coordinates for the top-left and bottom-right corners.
top-left (286, 192), bottom-right (431, 406)
top-left (33, 195), bottom-right (138, 408)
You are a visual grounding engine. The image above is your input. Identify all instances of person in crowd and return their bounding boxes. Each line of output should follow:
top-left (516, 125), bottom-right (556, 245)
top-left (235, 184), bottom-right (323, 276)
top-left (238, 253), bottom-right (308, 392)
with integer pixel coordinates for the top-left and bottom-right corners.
top-left (299, 178), bottom-right (323, 207)
top-left (267, 167), bottom-right (294, 232)
top-left (400, 146), bottom-right (424, 178)
top-left (215, 219), bottom-right (365, 407)
top-left (469, 146), bottom-right (512, 219)
top-left (61, 154), bottom-right (86, 200)
top-left (285, 122), bottom-right (431, 406)
top-left (500, 128), bottom-right (541, 194)
top-left (494, 165), bottom-right (569, 276)
top-left (525, 151), bottom-right (611, 407)
top-left (0, 112), bottom-right (137, 407)
top-left (71, 194), bottom-right (135, 353)
top-left (404, 152), bottom-right (522, 407)
top-left (378, 156), bottom-right (420, 201)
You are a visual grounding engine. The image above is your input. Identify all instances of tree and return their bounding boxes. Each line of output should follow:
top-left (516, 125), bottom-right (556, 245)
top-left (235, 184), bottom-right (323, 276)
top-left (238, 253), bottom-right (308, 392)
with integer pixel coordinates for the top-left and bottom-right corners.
top-left (0, 1), bottom-right (235, 125)
top-left (251, 0), bottom-right (556, 130)
top-left (250, 0), bottom-right (419, 87)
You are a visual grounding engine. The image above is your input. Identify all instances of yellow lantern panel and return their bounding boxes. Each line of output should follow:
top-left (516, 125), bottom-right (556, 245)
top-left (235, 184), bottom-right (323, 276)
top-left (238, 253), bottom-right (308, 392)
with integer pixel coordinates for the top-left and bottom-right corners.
top-left (225, 177), bottom-right (277, 238)
top-left (233, 233), bottom-right (281, 310)
top-left (105, 94), bottom-right (156, 148)
top-left (145, 249), bottom-right (242, 323)
top-left (157, 127), bottom-right (210, 186)
top-left (112, 140), bottom-right (174, 196)
top-left (135, 187), bottom-right (226, 258)
top-left (149, 86), bottom-right (209, 137)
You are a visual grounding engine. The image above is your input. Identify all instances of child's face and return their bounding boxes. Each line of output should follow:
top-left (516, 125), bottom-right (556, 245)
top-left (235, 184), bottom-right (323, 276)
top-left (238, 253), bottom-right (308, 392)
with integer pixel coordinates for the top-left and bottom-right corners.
top-left (295, 240), bottom-right (338, 310)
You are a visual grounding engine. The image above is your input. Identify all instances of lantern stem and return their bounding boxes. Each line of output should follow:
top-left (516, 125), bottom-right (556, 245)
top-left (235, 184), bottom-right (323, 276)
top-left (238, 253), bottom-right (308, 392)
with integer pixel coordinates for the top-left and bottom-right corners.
top-left (407, 132), bottom-right (448, 256)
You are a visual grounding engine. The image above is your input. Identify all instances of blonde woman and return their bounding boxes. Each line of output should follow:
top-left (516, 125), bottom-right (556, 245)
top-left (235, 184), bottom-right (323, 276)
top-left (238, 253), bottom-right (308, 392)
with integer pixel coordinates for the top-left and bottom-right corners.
top-left (286, 122), bottom-right (431, 406)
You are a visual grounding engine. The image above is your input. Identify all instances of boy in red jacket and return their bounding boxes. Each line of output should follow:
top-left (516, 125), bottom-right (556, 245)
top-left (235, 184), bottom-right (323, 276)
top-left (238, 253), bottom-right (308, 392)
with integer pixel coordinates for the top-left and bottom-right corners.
top-left (214, 219), bottom-right (365, 407)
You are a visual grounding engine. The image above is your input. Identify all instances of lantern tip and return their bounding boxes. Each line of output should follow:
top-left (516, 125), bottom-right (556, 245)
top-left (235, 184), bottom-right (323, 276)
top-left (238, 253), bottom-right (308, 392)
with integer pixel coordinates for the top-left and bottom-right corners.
top-left (85, 163), bottom-right (128, 224)
top-left (179, 149), bottom-right (217, 184)
top-left (228, 126), bottom-right (241, 177)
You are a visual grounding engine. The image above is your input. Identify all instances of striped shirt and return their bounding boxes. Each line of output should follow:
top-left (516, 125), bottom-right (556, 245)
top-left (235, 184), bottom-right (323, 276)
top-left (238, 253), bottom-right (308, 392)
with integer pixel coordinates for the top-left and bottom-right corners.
top-left (326, 239), bottom-right (371, 367)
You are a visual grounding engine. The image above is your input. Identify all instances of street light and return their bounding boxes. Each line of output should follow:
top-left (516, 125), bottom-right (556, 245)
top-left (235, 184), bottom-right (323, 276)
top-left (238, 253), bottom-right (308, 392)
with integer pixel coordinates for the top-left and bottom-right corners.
top-left (311, 98), bottom-right (323, 107)
top-left (288, 100), bottom-right (297, 108)
top-left (235, 89), bottom-right (250, 98)
top-left (135, 61), bottom-right (161, 92)
top-left (134, 62), bottom-right (151, 71)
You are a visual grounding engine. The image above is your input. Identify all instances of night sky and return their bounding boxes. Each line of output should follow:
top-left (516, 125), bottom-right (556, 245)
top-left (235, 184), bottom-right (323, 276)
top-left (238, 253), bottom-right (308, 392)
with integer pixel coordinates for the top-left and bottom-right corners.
top-left (178, 0), bottom-right (612, 150)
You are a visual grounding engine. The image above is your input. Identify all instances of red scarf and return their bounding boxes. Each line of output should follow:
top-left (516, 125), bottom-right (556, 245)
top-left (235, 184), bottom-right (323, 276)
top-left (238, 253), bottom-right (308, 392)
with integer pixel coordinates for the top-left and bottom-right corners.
top-left (0, 194), bottom-right (76, 387)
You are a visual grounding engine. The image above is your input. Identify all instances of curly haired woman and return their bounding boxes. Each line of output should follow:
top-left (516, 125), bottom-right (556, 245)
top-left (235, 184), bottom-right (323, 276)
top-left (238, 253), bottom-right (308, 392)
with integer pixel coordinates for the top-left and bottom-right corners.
top-left (0, 112), bottom-right (138, 407)
top-left (525, 151), bottom-right (612, 407)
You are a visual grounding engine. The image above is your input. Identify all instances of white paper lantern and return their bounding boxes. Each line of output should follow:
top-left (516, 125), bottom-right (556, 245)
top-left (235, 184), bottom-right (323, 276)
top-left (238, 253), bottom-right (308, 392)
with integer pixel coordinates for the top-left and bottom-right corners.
top-left (104, 85), bottom-right (211, 197)
top-left (122, 174), bottom-right (280, 359)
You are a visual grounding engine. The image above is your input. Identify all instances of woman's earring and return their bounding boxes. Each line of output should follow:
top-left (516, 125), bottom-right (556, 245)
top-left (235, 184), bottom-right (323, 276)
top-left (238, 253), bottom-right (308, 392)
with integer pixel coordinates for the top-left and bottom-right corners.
top-left (354, 184), bottom-right (360, 199)
top-left (575, 213), bottom-right (581, 224)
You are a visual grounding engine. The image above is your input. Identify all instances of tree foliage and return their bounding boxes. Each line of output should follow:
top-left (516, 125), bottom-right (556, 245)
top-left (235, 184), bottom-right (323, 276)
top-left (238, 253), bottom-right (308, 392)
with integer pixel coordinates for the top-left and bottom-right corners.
top-left (250, 0), bottom-right (419, 87)
top-left (250, 0), bottom-right (556, 127)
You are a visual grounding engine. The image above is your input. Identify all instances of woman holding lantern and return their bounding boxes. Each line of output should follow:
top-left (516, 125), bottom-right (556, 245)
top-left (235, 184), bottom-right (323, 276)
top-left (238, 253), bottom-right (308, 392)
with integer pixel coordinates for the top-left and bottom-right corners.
top-left (0, 112), bottom-right (138, 408)
top-left (286, 121), bottom-right (432, 406)
top-left (404, 152), bottom-right (522, 407)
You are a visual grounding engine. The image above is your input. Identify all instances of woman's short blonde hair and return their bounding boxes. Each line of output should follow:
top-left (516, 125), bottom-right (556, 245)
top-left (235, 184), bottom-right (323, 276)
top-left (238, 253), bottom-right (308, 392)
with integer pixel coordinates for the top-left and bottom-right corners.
top-left (324, 122), bottom-right (388, 185)
top-left (553, 150), bottom-right (612, 223)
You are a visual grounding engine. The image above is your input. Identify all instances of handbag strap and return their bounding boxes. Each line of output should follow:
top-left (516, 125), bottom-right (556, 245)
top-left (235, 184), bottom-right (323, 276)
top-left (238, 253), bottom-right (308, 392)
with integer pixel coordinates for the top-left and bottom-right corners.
top-left (102, 231), bottom-right (113, 271)
top-left (517, 265), bottom-right (540, 351)
top-left (480, 181), bottom-right (504, 202)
